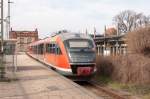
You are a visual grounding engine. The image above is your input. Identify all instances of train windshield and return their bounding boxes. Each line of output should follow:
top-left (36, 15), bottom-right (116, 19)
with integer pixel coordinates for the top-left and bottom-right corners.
top-left (64, 39), bottom-right (96, 63)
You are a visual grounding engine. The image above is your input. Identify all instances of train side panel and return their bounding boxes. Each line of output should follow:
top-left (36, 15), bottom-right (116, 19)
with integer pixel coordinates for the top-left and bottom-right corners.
top-left (55, 36), bottom-right (70, 69)
top-left (44, 36), bottom-right (70, 73)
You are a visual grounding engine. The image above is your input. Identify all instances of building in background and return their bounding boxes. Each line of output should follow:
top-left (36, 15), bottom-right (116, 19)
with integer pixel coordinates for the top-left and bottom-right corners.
top-left (105, 27), bottom-right (117, 36)
top-left (9, 28), bottom-right (38, 52)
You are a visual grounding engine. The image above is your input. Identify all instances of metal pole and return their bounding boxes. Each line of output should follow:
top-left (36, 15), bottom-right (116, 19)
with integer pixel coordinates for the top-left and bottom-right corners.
top-left (1, 0), bottom-right (4, 51)
top-left (94, 27), bottom-right (96, 39)
top-left (104, 25), bottom-right (106, 56)
top-left (116, 23), bottom-right (119, 55)
top-left (8, 0), bottom-right (13, 39)
top-left (85, 28), bottom-right (88, 35)
top-left (6, 0), bottom-right (10, 39)
top-left (0, 0), bottom-right (5, 79)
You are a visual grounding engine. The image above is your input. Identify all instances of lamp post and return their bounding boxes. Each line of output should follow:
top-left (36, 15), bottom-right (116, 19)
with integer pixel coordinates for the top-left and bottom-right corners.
top-left (7, 0), bottom-right (13, 39)
top-left (0, 0), bottom-right (5, 79)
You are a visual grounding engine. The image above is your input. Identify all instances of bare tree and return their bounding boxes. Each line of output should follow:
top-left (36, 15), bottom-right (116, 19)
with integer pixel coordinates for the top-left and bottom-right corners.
top-left (135, 13), bottom-right (150, 28)
top-left (113, 10), bottom-right (150, 34)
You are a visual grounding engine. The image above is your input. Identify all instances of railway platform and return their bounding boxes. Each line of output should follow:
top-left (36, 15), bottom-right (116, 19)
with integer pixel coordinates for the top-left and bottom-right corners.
top-left (0, 53), bottom-right (101, 99)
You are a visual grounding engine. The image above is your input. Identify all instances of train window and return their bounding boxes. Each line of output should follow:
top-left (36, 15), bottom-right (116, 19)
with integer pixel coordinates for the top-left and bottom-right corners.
top-left (38, 44), bottom-right (44, 54)
top-left (34, 46), bottom-right (37, 54)
top-left (46, 43), bottom-right (61, 54)
top-left (49, 44), bottom-right (52, 53)
top-left (46, 43), bottom-right (55, 54)
top-left (46, 44), bottom-right (48, 52)
top-left (46, 44), bottom-right (51, 53)
top-left (51, 44), bottom-right (56, 53)
top-left (55, 44), bottom-right (62, 55)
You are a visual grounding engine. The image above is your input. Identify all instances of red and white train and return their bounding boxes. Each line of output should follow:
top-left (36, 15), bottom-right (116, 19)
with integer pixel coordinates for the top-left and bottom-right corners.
top-left (27, 31), bottom-right (96, 81)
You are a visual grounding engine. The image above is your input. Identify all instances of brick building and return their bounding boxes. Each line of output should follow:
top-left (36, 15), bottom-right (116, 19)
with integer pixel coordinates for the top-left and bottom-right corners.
top-left (9, 28), bottom-right (38, 52)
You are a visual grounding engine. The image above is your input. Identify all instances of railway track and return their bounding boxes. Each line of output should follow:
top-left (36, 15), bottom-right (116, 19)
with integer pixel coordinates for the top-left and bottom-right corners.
top-left (76, 81), bottom-right (129, 99)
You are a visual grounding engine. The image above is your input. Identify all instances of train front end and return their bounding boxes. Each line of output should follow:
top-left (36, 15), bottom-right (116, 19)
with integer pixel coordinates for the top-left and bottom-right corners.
top-left (63, 33), bottom-right (97, 81)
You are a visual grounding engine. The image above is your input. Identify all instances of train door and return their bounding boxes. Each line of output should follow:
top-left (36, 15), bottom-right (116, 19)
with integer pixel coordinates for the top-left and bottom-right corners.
top-left (51, 43), bottom-right (55, 65)
top-left (55, 43), bottom-right (63, 68)
top-left (46, 43), bottom-right (56, 66)
top-left (45, 43), bottom-right (52, 65)
top-left (37, 44), bottom-right (44, 60)
top-left (55, 44), bottom-right (59, 66)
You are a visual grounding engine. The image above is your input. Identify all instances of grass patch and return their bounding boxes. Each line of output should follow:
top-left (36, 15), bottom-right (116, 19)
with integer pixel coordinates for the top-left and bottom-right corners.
top-left (143, 93), bottom-right (150, 99)
top-left (93, 75), bottom-right (150, 99)
top-left (94, 75), bottom-right (113, 85)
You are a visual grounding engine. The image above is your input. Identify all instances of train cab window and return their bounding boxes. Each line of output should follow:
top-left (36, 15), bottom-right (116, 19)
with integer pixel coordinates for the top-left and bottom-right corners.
top-left (55, 44), bottom-right (62, 55)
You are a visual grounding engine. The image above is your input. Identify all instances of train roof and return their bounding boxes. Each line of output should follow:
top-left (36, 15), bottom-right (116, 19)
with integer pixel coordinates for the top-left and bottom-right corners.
top-left (29, 39), bottom-right (45, 46)
top-left (29, 32), bottom-right (93, 46)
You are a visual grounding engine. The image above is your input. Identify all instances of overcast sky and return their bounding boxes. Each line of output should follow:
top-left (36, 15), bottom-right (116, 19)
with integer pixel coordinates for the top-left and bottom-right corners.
top-left (6, 0), bottom-right (150, 38)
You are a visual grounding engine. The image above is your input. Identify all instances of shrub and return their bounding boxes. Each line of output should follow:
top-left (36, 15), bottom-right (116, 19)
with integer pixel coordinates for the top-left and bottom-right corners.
top-left (96, 27), bottom-right (150, 85)
top-left (96, 55), bottom-right (114, 77)
top-left (112, 54), bottom-right (150, 84)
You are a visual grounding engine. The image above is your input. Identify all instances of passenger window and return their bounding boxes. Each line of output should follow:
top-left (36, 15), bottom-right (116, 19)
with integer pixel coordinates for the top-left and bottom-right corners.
top-left (46, 43), bottom-right (61, 54)
top-left (46, 44), bottom-right (52, 53)
top-left (51, 44), bottom-right (55, 53)
top-left (49, 44), bottom-right (52, 53)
